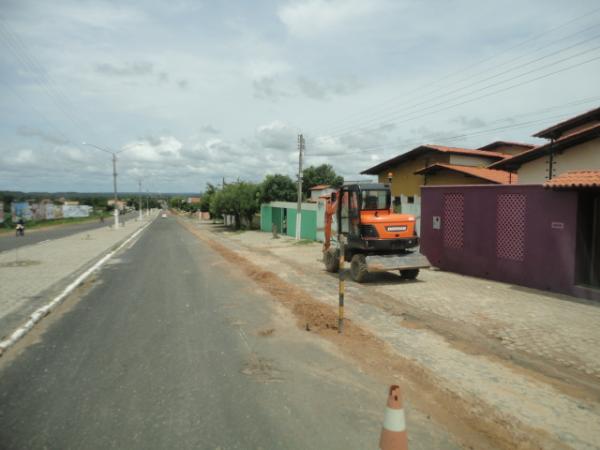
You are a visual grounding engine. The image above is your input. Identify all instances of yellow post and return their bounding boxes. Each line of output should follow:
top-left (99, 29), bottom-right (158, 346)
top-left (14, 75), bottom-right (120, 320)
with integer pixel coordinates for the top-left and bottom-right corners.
top-left (338, 243), bottom-right (344, 334)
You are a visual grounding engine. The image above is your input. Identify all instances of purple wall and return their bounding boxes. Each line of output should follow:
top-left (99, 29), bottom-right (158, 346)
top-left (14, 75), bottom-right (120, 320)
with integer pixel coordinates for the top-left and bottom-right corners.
top-left (421, 185), bottom-right (598, 301)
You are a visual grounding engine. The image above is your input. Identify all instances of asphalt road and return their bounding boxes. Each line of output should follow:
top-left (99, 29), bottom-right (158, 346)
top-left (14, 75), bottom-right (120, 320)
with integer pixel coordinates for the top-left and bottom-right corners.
top-left (0, 217), bottom-right (457, 449)
top-left (0, 212), bottom-right (138, 253)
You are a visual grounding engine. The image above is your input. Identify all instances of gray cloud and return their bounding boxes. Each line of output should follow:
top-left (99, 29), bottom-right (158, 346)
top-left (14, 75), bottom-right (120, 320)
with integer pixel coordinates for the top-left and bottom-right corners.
top-left (200, 124), bottom-right (220, 134)
top-left (177, 79), bottom-right (189, 90)
top-left (17, 126), bottom-right (70, 145)
top-left (450, 115), bottom-right (487, 129)
top-left (296, 77), bottom-right (327, 100)
top-left (296, 76), bottom-right (364, 100)
top-left (158, 71), bottom-right (169, 83)
top-left (255, 121), bottom-right (296, 151)
top-left (252, 77), bottom-right (289, 101)
top-left (95, 62), bottom-right (154, 76)
top-left (409, 125), bottom-right (457, 143)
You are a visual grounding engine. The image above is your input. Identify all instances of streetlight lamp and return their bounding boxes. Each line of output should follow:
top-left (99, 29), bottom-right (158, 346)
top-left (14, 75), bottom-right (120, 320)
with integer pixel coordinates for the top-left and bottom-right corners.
top-left (81, 142), bottom-right (127, 228)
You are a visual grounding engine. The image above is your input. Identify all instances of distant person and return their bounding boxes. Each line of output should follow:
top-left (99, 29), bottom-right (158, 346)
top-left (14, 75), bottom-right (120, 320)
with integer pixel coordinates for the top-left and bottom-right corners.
top-left (15, 218), bottom-right (25, 237)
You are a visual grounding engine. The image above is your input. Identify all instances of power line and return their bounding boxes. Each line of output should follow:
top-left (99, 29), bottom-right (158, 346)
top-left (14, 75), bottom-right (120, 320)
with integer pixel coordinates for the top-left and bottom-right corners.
top-left (324, 47), bottom-right (600, 142)
top-left (0, 81), bottom-right (72, 144)
top-left (323, 25), bottom-right (600, 137)
top-left (317, 5), bottom-right (600, 134)
top-left (0, 19), bottom-right (104, 146)
top-left (308, 96), bottom-right (600, 157)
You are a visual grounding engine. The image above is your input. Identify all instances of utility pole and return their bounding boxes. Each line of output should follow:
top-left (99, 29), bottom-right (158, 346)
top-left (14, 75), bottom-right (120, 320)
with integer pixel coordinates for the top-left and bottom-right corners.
top-left (112, 154), bottom-right (120, 227)
top-left (146, 189), bottom-right (150, 215)
top-left (83, 143), bottom-right (125, 229)
top-left (295, 134), bottom-right (305, 240)
top-left (138, 180), bottom-right (143, 221)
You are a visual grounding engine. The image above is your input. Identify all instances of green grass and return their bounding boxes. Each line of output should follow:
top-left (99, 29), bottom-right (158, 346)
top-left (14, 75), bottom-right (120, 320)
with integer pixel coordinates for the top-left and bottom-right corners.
top-left (0, 212), bottom-right (111, 234)
top-left (293, 239), bottom-right (315, 245)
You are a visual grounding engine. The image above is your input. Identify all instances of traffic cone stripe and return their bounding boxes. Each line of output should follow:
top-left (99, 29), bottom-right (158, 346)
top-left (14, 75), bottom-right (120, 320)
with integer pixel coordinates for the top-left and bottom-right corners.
top-left (379, 385), bottom-right (409, 450)
top-left (383, 407), bottom-right (406, 432)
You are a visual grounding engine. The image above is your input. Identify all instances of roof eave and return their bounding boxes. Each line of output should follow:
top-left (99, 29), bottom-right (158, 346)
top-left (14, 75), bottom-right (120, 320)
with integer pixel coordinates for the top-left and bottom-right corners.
top-left (533, 107), bottom-right (600, 139)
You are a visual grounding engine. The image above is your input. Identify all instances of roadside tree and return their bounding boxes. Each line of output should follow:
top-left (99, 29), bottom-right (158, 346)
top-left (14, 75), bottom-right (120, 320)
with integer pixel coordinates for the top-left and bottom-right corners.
top-left (301, 164), bottom-right (344, 198)
top-left (260, 174), bottom-right (296, 204)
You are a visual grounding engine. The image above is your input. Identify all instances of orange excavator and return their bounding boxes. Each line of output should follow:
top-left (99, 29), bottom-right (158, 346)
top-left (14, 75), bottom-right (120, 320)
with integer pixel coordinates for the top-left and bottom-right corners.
top-left (323, 182), bottom-right (430, 282)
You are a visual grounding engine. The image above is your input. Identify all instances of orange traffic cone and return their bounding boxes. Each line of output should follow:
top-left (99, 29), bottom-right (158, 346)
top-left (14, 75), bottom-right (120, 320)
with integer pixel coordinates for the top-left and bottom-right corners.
top-left (379, 385), bottom-right (408, 450)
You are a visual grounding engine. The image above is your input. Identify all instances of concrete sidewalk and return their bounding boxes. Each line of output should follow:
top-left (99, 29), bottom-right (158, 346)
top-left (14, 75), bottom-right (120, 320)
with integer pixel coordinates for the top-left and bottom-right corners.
top-left (0, 216), bottom-right (154, 340)
top-left (196, 222), bottom-right (600, 450)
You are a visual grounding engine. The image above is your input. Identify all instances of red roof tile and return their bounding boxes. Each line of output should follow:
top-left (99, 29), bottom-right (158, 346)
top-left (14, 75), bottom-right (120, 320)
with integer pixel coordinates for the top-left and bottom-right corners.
top-left (414, 163), bottom-right (517, 184)
top-left (543, 170), bottom-right (600, 189)
top-left (309, 184), bottom-right (331, 190)
top-left (424, 144), bottom-right (511, 159)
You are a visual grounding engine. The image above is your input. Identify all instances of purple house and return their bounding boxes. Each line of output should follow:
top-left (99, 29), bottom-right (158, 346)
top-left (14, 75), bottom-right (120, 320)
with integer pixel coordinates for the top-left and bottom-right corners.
top-left (421, 107), bottom-right (600, 302)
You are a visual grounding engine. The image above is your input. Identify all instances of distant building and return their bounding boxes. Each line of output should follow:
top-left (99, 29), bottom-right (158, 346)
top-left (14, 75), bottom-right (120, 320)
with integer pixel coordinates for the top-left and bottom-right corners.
top-left (187, 197), bottom-right (201, 204)
top-left (361, 144), bottom-right (513, 200)
top-left (107, 199), bottom-right (126, 210)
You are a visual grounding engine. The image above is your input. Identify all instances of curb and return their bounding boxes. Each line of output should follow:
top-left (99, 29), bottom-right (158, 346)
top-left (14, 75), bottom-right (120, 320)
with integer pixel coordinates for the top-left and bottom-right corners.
top-left (0, 218), bottom-right (154, 357)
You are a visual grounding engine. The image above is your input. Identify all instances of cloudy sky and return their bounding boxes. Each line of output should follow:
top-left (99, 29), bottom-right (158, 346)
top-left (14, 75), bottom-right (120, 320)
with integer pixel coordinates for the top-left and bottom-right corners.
top-left (1, 0), bottom-right (599, 193)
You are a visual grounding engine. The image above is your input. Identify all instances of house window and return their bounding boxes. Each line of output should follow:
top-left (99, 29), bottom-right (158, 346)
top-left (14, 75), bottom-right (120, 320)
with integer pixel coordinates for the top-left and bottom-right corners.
top-left (407, 196), bottom-right (415, 204)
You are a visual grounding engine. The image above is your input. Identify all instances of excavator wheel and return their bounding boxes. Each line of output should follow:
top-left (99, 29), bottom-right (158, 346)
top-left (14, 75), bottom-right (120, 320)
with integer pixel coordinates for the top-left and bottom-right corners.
top-left (400, 269), bottom-right (420, 280)
top-left (350, 254), bottom-right (369, 283)
top-left (324, 248), bottom-right (340, 273)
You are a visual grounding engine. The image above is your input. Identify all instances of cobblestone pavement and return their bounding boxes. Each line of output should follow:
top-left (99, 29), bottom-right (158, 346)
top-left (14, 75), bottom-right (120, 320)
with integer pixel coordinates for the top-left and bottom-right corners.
top-left (221, 227), bottom-right (600, 381)
top-left (0, 217), bottom-right (153, 339)
top-left (375, 268), bottom-right (600, 379)
top-left (200, 224), bottom-right (600, 450)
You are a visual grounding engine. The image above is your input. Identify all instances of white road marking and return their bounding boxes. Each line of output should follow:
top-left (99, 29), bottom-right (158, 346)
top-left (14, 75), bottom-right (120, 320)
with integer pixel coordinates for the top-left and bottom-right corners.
top-left (127, 235), bottom-right (142, 249)
top-left (37, 239), bottom-right (51, 245)
top-left (0, 220), bottom-right (154, 355)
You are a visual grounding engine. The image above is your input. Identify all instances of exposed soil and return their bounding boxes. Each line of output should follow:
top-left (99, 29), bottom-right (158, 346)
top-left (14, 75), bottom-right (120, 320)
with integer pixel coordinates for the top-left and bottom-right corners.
top-left (229, 232), bottom-right (600, 404)
top-left (257, 328), bottom-right (275, 337)
top-left (180, 219), bottom-right (565, 450)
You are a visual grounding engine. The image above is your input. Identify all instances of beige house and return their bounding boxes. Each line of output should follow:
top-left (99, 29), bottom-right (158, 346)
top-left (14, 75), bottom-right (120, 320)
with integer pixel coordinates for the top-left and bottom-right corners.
top-left (492, 106), bottom-right (600, 183)
top-left (361, 144), bottom-right (517, 233)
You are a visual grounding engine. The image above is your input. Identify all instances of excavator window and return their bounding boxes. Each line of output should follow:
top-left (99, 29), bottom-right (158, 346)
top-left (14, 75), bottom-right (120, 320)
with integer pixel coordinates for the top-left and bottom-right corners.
top-left (340, 189), bottom-right (360, 236)
top-left (361, 190), bottom-right (390, 210)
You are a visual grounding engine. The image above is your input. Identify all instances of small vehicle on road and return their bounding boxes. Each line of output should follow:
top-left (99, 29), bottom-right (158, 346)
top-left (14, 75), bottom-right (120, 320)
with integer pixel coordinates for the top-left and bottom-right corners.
top-left (15, 223), bottom-right (25, 237)
top-left (161, 212), bottom-right (167, 218)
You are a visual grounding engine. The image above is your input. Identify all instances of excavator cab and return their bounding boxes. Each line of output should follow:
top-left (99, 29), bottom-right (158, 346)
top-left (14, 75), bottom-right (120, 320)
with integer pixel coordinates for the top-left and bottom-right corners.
top-left (323, 183), bottom-right (430, 282)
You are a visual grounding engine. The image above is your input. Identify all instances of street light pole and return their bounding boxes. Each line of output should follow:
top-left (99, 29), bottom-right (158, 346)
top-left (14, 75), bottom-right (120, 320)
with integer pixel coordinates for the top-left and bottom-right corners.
top-left (138, 180), bottom-right (143, 221)
top-left (82, 142), bottom-right (126, 229)
top-left (112, 153), bottom-right (120, 228)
